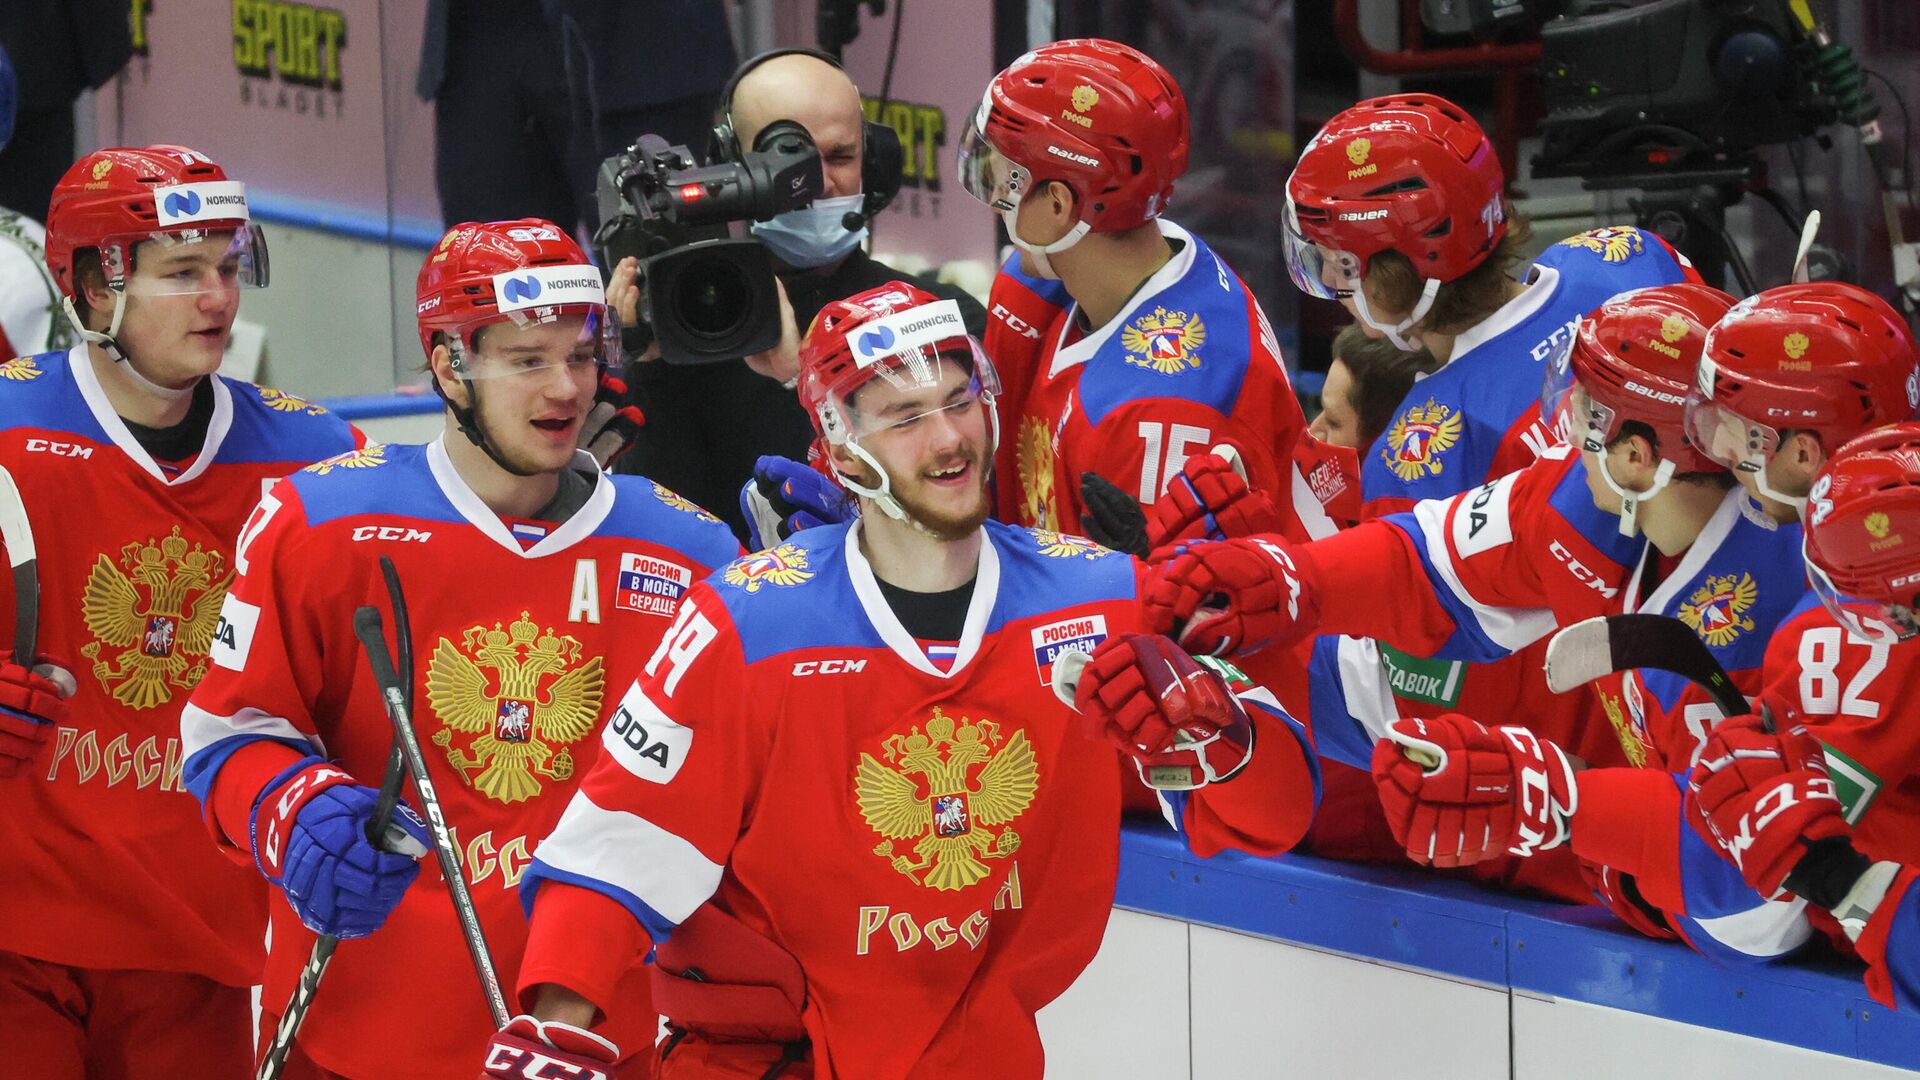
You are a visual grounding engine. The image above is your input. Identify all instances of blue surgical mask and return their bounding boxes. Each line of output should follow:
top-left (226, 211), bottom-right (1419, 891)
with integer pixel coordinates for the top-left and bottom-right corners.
top-left (752, 194), bottom-right (868, 269)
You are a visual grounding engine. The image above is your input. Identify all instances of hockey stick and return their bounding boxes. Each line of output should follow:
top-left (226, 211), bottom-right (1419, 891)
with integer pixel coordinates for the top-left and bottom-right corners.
top-left (0, 464), bottom-right (38, 664)
top-left (353, 603), bottom-right (513, 1028)
top-left (257, 570), bottom-right (415, 1080)
top-left (1543, 613), bottom-right (1750, 719)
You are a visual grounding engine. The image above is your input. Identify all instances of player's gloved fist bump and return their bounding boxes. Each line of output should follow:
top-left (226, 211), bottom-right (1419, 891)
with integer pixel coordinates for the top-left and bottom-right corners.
top-left (1687, 713), bottom-right (1850, 899)
top-left (1371, 714), bottom-right (1577, 867)
top-left (740, 454), bottom-right (851, 550)
top-left (481, 1015), bottom-right (619, 1080)
top-left (251, 761), bottom-right (431, 938)
top-left (0, 654), bottom-right (77, 778)
top-left (1148, 452), bottom-right (1282, 550)
top-left (579, 371), bottom-right (646, 469)
top-left (1140, 535), bottom-right (1320, 656)
top-left (1075, 632), bottom-right (1253, 790)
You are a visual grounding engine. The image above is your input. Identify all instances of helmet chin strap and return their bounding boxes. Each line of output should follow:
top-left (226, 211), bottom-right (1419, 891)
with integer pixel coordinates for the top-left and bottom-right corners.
top-left (431, 373), bottom-right (546, 478)
top-left (1590, 445), bottom-right (1676, 537)
top-left (62, 292), bottom-right (196, 402)
top-left (1350, 278), bottom-right (1440, 352)
top-left (834, 400), bottom-right (1002, 536)
top-left (1000, 203), bottom-right (1090, 281)
top-left (1751, 455), bottom-right (1809, 512)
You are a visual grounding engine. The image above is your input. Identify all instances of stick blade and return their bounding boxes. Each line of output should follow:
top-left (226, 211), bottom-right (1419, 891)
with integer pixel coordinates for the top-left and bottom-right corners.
top-left (1543, 616), bottom-right (1616, 694)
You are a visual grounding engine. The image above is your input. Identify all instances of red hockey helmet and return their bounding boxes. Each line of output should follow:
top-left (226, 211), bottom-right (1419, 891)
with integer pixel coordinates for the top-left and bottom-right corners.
top-left (798, 282), bottom-right (1000, 519)
top-left (1804, 422), bottom-right (1920, 643)
top-left (1284, 94), bottom-right (1506, 345)
top-left (1685, 282), bottom-right (1919, 508)
top-left (415, 218), bottom-right (616, 378)
top-left (960, 39), bottom-right (1188, 259)
top-left (1541, 283), bottom-right (1735, 534)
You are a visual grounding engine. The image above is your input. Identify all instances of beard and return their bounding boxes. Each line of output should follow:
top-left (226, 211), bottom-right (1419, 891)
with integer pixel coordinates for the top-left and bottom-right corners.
top-left (848, 445), bottom-right (994, 540)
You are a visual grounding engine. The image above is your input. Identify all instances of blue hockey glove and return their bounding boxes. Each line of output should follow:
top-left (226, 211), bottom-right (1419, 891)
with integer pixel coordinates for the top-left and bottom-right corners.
top-left (251, 761), bottom-right (430, 939)
top-left (740, 454), bottom-right (850, 550)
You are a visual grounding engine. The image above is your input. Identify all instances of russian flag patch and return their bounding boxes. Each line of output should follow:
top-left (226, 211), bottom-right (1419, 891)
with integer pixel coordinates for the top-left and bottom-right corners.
top-left (1031, 614), bottom-right (1108, 686)
top-left (616, 553), bottom-right (693, 617)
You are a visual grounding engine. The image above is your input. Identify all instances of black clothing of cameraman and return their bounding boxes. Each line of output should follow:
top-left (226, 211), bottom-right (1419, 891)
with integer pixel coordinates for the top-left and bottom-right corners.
top-left (615, 250), bottom-right (985, 542)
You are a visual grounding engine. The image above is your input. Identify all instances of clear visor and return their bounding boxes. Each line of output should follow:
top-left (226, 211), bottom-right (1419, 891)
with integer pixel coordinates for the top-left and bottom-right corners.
top-left (1540, 334), bottom-right (1610, 451)
top-left (1282, 197), bottom-right (1363, 301)
top-left (449, 307), bottom-right (617, 381)
top-left (116, 225), bottom-right (270, 297)
top-left (1683, 393), bottom-right (1777, 472)
top-left (1805, 539), bottom-right (1919, 644)
top-left (823, 336), bottom-right (1001, 444)
top-left (958, 116), bottom-right (1028, 213)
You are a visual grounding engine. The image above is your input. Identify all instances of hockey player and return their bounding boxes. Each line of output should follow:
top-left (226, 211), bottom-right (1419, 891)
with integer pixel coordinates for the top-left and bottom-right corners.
top-left (181, 220), bottom-right (741, 1080)
top-left (1686, 424), bottom-right (1920, 1006)
top-left (0, 145), bottom-right (360, 1078)
top-left (958, 38), bottom-right (1314, 542)
top-left (481, 283), bottom-right (1320, 1079)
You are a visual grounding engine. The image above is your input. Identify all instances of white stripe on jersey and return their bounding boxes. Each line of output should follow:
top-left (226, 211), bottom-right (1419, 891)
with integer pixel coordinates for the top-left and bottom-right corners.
top-left (1410, 493), bottom-right (1558, 653)
top-left (535, 792), bottom-right (722, 926)
top-left (179, 703), bottom-right (319, 759)
top-left (1689, 895), bottom-right (1815, 959)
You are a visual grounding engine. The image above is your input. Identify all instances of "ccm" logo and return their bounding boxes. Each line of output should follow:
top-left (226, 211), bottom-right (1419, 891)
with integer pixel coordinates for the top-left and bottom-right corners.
top-left (792, 659), bottom-right (868, 676)
top-left (351, 525), bottom-right (432, 542)
top-left (25, 439), bottom-right (93, 458)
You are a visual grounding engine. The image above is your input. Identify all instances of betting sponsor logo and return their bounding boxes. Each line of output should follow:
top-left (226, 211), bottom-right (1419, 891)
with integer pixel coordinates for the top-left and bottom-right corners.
top-left (210, 594), bottom-right (262, 672)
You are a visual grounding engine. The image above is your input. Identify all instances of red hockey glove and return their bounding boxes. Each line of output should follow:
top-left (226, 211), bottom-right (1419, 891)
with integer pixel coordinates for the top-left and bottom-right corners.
top-left (1580, 861), bottom-right (1678, 941)
top-left (481, 1015), bottom-right (619, 1080)
top-left (1371, 714), bottom-right (1578, 867)
top-left (1073, 632), bottom-right (1254, 790)
top-left (1146, 452), bottom-right (1284, 551)
top-left (0, 655), bottom-right (76, 779)
top-left (1687, 713), bottom-right (1851, 899)
top-left (579, 371), bottom-right (646, 469)
top-left (1140, 536), bottom-right (1320, 657)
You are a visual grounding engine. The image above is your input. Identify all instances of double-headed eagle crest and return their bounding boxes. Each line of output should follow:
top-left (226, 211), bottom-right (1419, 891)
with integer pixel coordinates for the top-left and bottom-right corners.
top-left (426, 612), bottom-right (604, 804)
top-left (1381, 397), bottom-right (1464, 483)
top-left (653, 482), bottom-right (722, 523)
top-left (1016, 416), bottom-right (1058, 531)
top-left (80, 527), bottom-right (232, 709)
top-left (1559, 226), bottom-right (1646, 264)
top-left (723, 544), bottom-right (813, 592)
top-left (1121, 307), bottom-right (1207, 375)
top-left (0, 356), bottom-right (43, 381)
top-left (1028, 528), bottom-right (1107, 560)
top-left (1678, 572), bottom-right (1759, 648)
top-left (856, 707), bottom-right (1039, 892)
top-left (257, 386), bottom-right (330, 415)
top-left (303, 444), bottom-right (387, 475)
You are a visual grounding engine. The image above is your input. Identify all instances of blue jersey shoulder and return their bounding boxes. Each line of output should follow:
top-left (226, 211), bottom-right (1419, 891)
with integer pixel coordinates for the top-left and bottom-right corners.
top-left (602, 477), bottom-right (741, 570)
top-left (1361, 360), bottom-right (1519, 504)
top-left (706, 524), bottom-right (883, 662)
top-left (982, 521), bottom-right (1136, 633)
top-left (1547, 455), bottom-right (1646, 569)
top-left (0, 350), bottom-right (110, 442)
top-left (995, 251), bottom-right (1072, 309)
top-left (220, 379), bottom-right (361, 465)
top-left (286, 442), bottom-right (452, 526)
top-left (1535, 226), bottom-right (1690, 309)
top-left (1077, 232), bottom-right (1258, 427)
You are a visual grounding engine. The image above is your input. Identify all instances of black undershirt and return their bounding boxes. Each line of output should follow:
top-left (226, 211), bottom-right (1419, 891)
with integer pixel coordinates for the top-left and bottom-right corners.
top-left (875, 575), bottom-right (976, 642)
top-left (529, 467), bottom-right (598, 524)
top-left (122, 378), bottom-right (215, 464)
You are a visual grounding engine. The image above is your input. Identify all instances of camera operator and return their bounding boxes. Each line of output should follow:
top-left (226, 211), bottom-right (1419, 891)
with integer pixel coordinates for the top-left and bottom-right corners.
top-left (612, 49), bottom-right (986, 543)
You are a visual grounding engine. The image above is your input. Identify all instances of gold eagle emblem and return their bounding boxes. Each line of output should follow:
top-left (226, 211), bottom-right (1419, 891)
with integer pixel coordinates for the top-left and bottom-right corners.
top-left (1016, 415), bottom-right (1058, 531)
top-left (1660, 315), bottom-right (1689, 343)
top-left (856, 707), bottom-right (1038, 892)
top-left (1677, 572), bottom-right (1759, 648)
top-left (1559, 227), bottom-right (1646, 263)
top-left (303, 444), bottom-right (387, 475)
top-left (79, 527), bottom-right (232, 709)
top-left (1381, 397), bottom-right (1464, 483)
top-left (1029, 528), bottom-right (1108, 559)
top-left (653, 482), bottom-right (722, 523)
top-left (722, 544), bottom-right (813, 592)
top-left (1596, 688), bottom-right (1648, 768)
top-left (1867, 511), bottom-right (1892, 539)
top-left (0, 356), bottom-right (43, 381)
top-left (1070, 84), bottom-right (1100, 113)
top-left (1120, 307), bottom-right (1207, 375)
top-left (1347, 137), bottom-right (1371, 165)
top-left (1783, 332), bottom-right (1811, 360)
top-left (425, 612), bottom-right (604, 804)
top-left (257, 386), bottom-right (330, 415)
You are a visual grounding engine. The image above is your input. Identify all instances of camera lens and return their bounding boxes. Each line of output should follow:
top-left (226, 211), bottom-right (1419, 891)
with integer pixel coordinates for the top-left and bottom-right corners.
top-left (671, 259), bottom-right (750, 341)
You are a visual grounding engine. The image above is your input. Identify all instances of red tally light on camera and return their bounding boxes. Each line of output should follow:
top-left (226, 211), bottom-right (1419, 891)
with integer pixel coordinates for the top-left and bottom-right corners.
top-left (678, 183), bottom-right (706, 202)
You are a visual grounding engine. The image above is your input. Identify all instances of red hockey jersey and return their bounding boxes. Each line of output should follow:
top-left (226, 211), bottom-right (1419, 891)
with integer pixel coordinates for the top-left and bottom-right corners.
top-left (520, 521), bottom-right (1318, 1080)
top-left (181, 439), bottom-right (740, 1080)
top-left (0, 347), bottom-right (361, 985)
top-left (989, 221), bottom-right (1311, 543)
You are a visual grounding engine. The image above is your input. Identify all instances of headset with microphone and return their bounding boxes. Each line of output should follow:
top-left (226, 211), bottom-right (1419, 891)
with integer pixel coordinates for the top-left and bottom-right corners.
top-left (711, 47), bottom-right (905, 233)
